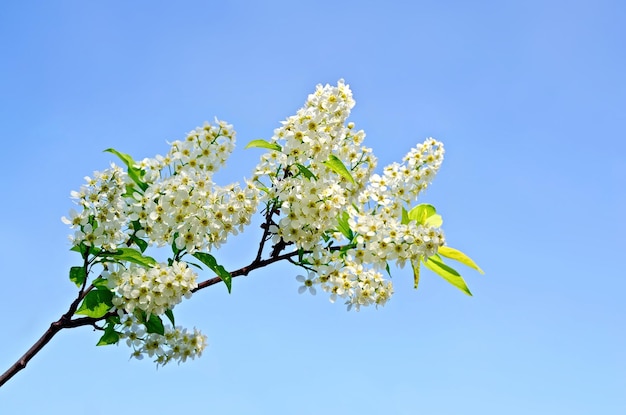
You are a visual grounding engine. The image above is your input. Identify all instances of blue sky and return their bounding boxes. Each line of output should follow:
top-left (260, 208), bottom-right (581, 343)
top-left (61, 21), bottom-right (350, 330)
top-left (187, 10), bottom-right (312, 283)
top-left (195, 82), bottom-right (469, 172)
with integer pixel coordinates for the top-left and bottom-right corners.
top-left (1, 0), bottom-right (624, 413)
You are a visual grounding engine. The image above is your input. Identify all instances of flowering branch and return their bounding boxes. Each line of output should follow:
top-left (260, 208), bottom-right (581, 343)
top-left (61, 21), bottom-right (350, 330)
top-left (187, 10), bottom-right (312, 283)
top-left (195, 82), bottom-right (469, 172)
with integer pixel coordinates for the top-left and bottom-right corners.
top-left (0, 244), bottom-right (308, 387)
top-left (0, 80), bottom-right (484, 388)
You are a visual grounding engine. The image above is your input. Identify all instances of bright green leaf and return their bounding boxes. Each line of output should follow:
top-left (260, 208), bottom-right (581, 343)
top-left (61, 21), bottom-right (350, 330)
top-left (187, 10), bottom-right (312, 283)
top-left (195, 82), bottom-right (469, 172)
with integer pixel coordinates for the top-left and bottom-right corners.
top-left (295, 163), bottom-right (317, 181)
top-left (104, 148), bottom-right (148, 191)
top-left (92, 276), bottom-right (109, 289)
top-left (424, 213), bottom-right (443, 227)
top-left (71, 243), bottom-right (99, 257)
top-left (104, 148), bottom-right (135, 171)
top-left (193, 252), bottom-right (232, 293)
top-left (122, 183), bottom-right (138, 198)
top-left (401, 207), bottom-right (410, 225)
top-left (323, 155), bottom-right (355, 185)
top-left (438, 246), bottom-right (484, 274)
top-left (97, 324), bottom-right (120, 346)
top-left (69, 266), bottom-right (86, 287)
top-left (245, 139), bottom-right (282, 151)
top-left (424, 257), bottom-right (472, 296)
top-left (144, 314), bottom-right (165, 335)
top-left (105, 248), bottom-right (157, 267)
top-left (411, 258), bottom-right (421, 289)
top-left (75, 289), bottom-right (114, 318)
top-left (407, 204), bottom-right (436, 225)
top-left (336, 211), bottom-right (353, 240)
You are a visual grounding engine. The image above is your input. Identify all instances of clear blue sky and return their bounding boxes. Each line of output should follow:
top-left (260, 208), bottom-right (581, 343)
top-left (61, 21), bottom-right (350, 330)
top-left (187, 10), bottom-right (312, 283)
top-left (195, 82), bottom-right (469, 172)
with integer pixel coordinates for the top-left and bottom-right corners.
top-left (1, 1), bottom-right (624, 413)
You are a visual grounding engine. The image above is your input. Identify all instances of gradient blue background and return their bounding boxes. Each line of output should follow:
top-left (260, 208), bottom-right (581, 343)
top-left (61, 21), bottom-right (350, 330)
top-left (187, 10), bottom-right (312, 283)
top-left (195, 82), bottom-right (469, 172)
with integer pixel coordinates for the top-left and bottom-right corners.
top-left (1, 1), bottom-right (624, 413)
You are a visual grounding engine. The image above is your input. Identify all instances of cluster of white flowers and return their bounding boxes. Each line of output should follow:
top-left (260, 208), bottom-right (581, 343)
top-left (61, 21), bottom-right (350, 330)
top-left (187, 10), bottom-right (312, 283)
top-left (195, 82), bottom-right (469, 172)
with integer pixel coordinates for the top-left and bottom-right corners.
top-left (362, 138), bottom-right (444, 214)
top-left (128, 121), bottom-right (260, 253)
top-left (138, 120), bottom-right (236, 182)
top-left (254, 80), bottom-right (377, 251)
top-left (129, 171), bottom-right (259, 253)
top-left (250, 81), bottom-right (446, 310)
top-left (349, 212), bottom-right (444, 268)
top-left (62, 164), bottom-right (132, 250)
top-left (119, 314), bottom-right (207, 366)
top-left (297, 251), bottom-right (395, 311)
top-left (62, 79), bottom-right (452, 371)
top-left (105, 261), bottom-right (197, 316)
top-left (63, 120), bottom-right (261, 366)
top-left (64, 120), bottom-right (260, 255)
top-left (344, 138), bottom-right (446, 272)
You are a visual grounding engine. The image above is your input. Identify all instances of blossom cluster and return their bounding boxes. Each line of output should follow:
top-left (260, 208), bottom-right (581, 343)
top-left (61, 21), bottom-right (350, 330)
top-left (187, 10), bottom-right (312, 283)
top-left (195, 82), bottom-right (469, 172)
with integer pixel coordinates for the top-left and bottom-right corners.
top-left (64, 119), bottom-right (261, 365)
top-left (138, 120), bottom-right (236, 182)
top-left (62, 79), bottom-right (455, 371)
top-left (62, 164), bottom-right (132, 250)
top-left (349, 211), bottom-right (444, 269)
top-left (130, 120), bottom-right (260, 253)
top-left (297, 250), bottom-right (394, 311)
top-left (251, 81), bottom-right (446, 309)
top-left (129, 170), bottom-right (258, 253)
top-left (119, 314), bottom-right (207, 366)
top-left (64, 119), bottom-right (260, 255)
top-left (254, 80), bottom-right (377, 251)
top-left (106, 261), bottom-right (197, 316)
top-left (362, 138), bottom-right (444, 216)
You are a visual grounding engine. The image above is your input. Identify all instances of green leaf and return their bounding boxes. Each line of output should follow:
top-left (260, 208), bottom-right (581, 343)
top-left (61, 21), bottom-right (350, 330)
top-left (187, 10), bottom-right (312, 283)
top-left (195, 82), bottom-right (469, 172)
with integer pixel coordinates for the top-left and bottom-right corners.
top-left (69, 266), bottom-right (86, 287)
top-left (298, 248), bottom-right (305, 263)
top-left (339, 243), bottom-right (357, 256)
top-left (97, 324), bottom-right (120, 346)
top-left (71, 243), bottom-right (99, 257)
top-left (92, 276), bottom-right (109, 289)
top-left (323, 155), bottom-right (355, 185)
top-left (144, 314), bottom-right (165, 335)
top-left (424, 214), bottom-right (443, 227)
top-left (122, 183), bottom-right (138, 198)
top-left (104, 148), bottom-right (135, 171)
top-left (171, 232), bottom-right (181, 256)
top-left (438, 246), bottom-right (484, 274)
top-left (407, 204), bottom-right (436, 225)
top-left (401, 207), bottom-right (410, 225)
top-left (245, 139), bottom-right (282, 152)
top-left (193, 252), bottom-right (232, 293)
top-left (424, 257), bottom-right (472, 296)
top-left (104, 148), bottom-right (148, 191)
top-left (406, 204), bottom-right (443, 227)
top-left (75, 289), bottom-right (114, 318)
top-left (131, 234), bottom-right (148, 253)
top-left (295, 163), bottom-right (317, 181)
top-left (105, 248), bottom-right (157, 267)
top-left (336, 211), bottom-right (354, 240)
top-left (187, 261), bottom-right (203, 270)
top-left (411, 258), bottom-right (421, 289)
top-left (385, 261), bottom-right (392, 277)
top-left (106, 314), bottom-right (121, 325)
top-left (164, 309), bottom-right (175, 326)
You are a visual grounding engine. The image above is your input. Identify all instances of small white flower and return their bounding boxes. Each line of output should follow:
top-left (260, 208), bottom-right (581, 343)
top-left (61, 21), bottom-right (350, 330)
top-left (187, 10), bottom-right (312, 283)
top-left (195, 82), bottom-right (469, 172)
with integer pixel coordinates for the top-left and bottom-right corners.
top-left (296, 272), bottom-right (317, 295)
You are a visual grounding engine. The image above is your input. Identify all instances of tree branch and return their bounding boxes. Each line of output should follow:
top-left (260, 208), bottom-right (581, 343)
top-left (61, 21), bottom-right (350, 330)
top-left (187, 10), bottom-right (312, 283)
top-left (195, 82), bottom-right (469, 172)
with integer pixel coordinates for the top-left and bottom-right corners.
top-left (193, 248), bottom-right (304, 292)
top-left (0, 296), bottom-right (110, 387)
top-left (1, 233), bottom-right (346, 388)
